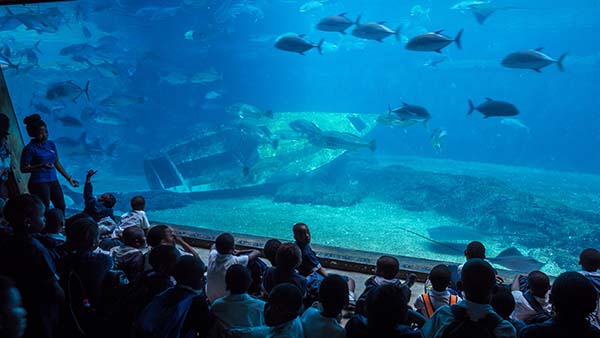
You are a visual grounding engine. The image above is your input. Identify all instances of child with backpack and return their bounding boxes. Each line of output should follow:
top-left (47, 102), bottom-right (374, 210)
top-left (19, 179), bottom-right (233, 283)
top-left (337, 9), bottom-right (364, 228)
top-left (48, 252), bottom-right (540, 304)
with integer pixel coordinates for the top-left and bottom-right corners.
top-left (510, 271), bottom-right (551, 324)
top-left (421, 259), bottom-right (516, 338)
top-left (414, 264), bottom-right (462, 319)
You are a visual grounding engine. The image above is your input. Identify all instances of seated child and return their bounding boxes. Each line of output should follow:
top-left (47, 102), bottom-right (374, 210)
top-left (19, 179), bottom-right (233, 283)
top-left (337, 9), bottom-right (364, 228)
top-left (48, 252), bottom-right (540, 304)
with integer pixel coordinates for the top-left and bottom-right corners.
top-left (0, 275), bottom-right (27, 338)
top-left (43, 208), bottom-right (66, 243)
top-left (212, 264), bottom-right (266, 328)
top-left (491, 285), bottom-right (526, 335)
top-left (265, 283), bottom-right (305, 338)
top-left (301, 274), bottom-right (347, 338)
top-left (578, 248), bottom-right (600, 328)
top-left (262, 243), bottom-right (307, 296)
top-left (144, 225), bottom-right (200, 271)
top-left (83, 169), bottom-right (116, 222)
top-left (293, 222), bottom-right (356, 307)
top-left (206, 232), bottom-right (260, 303)
top-left (414, 264), bottom-right (462, 319)
top-left (110, 226), bottom-right (146, 282)
top-left (264, 239), bottom-right (282, 267)
top-left (510, 270), bottom-right (551, 323)
top-left (112, 195), bottom-right (150, 238)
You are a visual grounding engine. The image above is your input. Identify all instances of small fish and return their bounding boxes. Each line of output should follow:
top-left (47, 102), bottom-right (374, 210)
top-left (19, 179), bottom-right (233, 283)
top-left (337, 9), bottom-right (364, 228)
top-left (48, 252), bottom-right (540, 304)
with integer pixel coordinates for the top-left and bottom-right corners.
top-left (424, 57), bottom-right (447, 67)
top-left (501, 48), bottom-right (567, 73)
top-left (299, 0), bottom-right (324, 13)
top-left (55, 115), bottom-right (83, 128)
top-left (352, 16), bottom-right (400, 42)
top-left (189, 68), bottom-right (223, 84)
top-left (160, 72), bottom-right (188, 85)
top-left (488, 247), bottom-right (544, 272)
top-left (184, 30), bottom-right (197, 40)
top-left (227, 103), bottom-right (273, 120)
top-left (500, 118), bottom-right (529, 133)
top-left (46, 80), bottom-right (90, 102)
top-left (468, 98), bottom-right (519, 118)
top-left (100, 94), bottom-right (144, 107)
top-left (205, 91), bottom-right (222, 100)
top-left (94, 60), bottom-right (121, 78)
top-left (275, 33), bottom-right (324, 55)
top-left (406, 29), bottom-right (463, 53)
top-left (430, 128), bottom-right (448, 152)
top-left (316, 13), bottom-right (354, 34)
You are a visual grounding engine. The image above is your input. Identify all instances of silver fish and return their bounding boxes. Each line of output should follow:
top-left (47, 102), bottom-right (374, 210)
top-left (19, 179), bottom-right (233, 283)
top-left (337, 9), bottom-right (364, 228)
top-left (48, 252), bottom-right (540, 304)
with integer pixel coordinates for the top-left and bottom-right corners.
top-left (501, 48), bottom-right (567, 72)
top-left (406, 29), bottom-right (463, 53)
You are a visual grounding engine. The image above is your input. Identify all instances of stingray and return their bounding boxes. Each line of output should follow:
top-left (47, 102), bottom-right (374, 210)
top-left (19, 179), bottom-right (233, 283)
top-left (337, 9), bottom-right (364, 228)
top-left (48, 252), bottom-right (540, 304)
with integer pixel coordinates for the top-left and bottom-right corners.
top-left (488, 247), bottom-right (544, 272)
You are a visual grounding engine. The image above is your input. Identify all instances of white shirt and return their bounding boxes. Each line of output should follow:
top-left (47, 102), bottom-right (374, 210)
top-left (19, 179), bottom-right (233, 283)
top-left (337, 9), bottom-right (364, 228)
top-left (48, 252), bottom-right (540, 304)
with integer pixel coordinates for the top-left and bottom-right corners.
top-left (414, 289), bottom-right (463, 319)
top-left (206, 247), bottom-right (249, 303)
top-left (510, 290), bottom-right (551, 322)
top-left (112, 210), bottom-right (150, 237)
top-left (301, 304), bottom-right (345, 338)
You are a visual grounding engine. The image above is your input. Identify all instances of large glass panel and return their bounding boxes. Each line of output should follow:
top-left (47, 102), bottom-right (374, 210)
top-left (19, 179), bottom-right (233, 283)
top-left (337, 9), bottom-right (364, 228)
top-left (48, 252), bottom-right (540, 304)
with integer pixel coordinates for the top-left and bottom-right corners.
top-left (2, 0), bottom-right (599, 275)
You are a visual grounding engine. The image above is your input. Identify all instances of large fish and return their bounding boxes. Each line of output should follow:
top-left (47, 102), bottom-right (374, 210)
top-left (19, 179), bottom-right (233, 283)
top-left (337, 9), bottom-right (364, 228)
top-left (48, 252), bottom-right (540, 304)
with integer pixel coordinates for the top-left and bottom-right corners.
top-left (316, 13), bottom-right (354, 34)
top-left (275, 34), bottom-right (323, 55)
top-left (488, 247), bottom-right (544, 272)
top-left (55, 115), bottom-right (83, 128)
top-left (46, 81), bottom-right (90, 102)
top-left (310, 131), bottom-right (376, 152)
top-left (451, 0), bottom-right (518, 25)
top-left (406, 29), bottom-right (463, 53)
top-left (468, 98), bottom-right (519, 118)
top-left (352, 16), bottom-right (400, 42)
top-left (92, 111), bottom-right (128, 126)
top-left (227, 103), bottom-right (272, 120)
top-left (289, 119), bottom-right (322, 137)
top-left (501, 48), bottom-right (567, 73)
top-left (388, 102), bottom-right (431, 127)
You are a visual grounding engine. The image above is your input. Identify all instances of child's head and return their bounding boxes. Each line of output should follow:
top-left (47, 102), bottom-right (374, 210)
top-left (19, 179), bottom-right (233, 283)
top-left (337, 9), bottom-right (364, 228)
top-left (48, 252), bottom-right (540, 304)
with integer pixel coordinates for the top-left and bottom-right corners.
top-left (550, 271), bottom-right (597, 322)
top-left (264, 239), bottom-right (282, 266)
top-left (375, 255), bottom-right (399, 280)
top-left (276, 243), bottom-right (302, 271)
top-left (44, 208), bottom-right (64, 235)
top-left (527, 271), bottom-right (551, 298)
top-left (490, 286), bottom-right (516, 320)
top-left (130, 196), bottom-right (145, 211)
top-left (4, 194), bottom-right (45, 234)
top-left (215, 233), bottom-right (235, 254)
top-left (146, 225), bottom-right (175, 247)
top-left (265, 283), bottom-right (303, 327)
top-left (319, 274), bottom-right (348, 318)
top-left (292, 222), bottom-right (310, 246)
top-left (464, 241), bottom-right (486, 260)
top-left (226, 264), bottom-right (252, 295)
top-left (429, 264), bottom-right (452, 292)
top-left (366, 284), bottom-right (408, 333)
top-left (66, 218), bottom-right (99, 253)
top-left (122, 226), bottom-right (146, 249)
top-left (0, 275), bottom-right (27, 338)
top-left (579, 248), bottom-right (600, 272)
top-left (65, 213), bottom-right (93, 231)
top-left (149, 245), bottom-right (179, 276)
top-left (461, 258), bottom-right (496, 304)
top-left (173, 255), bottom-right (206, 290)
top-left (98, 193), bottom-right (116, 209)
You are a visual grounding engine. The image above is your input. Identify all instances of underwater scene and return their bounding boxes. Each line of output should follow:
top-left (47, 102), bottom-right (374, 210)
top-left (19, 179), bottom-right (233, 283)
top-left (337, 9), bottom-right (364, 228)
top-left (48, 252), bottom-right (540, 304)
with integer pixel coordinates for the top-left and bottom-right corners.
top-left (1, 0), bottom-right (600, 275)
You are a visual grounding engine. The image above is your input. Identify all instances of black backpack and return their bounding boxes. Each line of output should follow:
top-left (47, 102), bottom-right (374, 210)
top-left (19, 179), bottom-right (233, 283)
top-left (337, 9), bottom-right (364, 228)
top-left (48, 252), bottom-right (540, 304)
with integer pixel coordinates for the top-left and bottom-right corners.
top-left (523, 292), bottom-right (552, 324)
top-left (440, 305), bottom-right (503, 338)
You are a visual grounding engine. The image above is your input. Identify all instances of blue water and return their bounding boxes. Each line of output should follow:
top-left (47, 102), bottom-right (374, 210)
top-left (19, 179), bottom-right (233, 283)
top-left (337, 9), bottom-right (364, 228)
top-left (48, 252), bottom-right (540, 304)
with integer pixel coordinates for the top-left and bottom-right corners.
top-left (2, 0), bottom-right (600, 272)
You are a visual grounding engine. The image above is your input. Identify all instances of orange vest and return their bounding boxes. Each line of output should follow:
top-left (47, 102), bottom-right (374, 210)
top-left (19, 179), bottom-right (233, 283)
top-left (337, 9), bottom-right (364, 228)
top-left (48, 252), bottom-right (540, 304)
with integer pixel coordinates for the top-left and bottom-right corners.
top-left (422, 293), bottom-right (458, 318)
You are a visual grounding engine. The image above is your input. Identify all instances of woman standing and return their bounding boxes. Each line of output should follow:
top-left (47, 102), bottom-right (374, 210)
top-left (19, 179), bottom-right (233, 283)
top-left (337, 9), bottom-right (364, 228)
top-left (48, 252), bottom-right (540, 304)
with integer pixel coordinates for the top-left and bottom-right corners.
top-left (20, 114), bottom-right (78, 212)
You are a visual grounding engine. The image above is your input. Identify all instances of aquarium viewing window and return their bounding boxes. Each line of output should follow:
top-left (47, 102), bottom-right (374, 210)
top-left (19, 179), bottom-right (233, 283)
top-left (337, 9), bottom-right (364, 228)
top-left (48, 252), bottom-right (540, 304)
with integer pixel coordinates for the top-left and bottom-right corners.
top-left (1, 0), bottom-right (599, 276)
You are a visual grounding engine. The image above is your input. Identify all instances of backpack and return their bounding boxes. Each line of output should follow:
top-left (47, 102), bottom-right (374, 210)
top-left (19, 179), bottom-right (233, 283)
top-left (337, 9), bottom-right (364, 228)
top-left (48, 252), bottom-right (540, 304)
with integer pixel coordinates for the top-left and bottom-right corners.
top-left (135, 286), bottom-right (197, 338)
top-left (523, 292), bottom-right (552, 324)
top-left (422, 293), bottom-right (458, 318)
top-left (440, 305), bottom-right (503, 338)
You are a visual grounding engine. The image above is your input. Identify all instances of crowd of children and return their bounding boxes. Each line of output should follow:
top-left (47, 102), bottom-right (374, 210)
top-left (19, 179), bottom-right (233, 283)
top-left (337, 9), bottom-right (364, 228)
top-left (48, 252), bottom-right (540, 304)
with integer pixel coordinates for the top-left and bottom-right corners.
top-left (1, 184), bottom-right (600, 338)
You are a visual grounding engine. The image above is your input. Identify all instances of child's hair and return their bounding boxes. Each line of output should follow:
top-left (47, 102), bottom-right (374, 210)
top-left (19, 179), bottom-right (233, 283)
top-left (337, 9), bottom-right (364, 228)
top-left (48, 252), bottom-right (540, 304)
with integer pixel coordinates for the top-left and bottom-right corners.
top-left (376, 256), bottom-right (399, 280)
top-left (265, 283), bottom-right (303, 327)
top-left (366, 284), bottom-right (408, 334)
top-left (226, 264), bottom-right (252, 294)
top-left (465, 241), bottom-right (486, 260)
top-left (3, 194), bottom-right (43, 231)
top-left (174, 255), bottom-right (206, 290)
top-left (66, 218), bottom-right (99, 253)
top-left (276, 243), bottom-right (302, 271)
top-left (264, 239), bottom-right (282, 266)
top-left (215, 233), bottom-right (235, 254)
top-left (579, 248), bottom-right (600, 272)
top-left (65, 213), bottom-right (93, 231)
top-left (146, 225), bottom-right (170, 247)
top-left (102, 193), bottom-right (117, 208)
top-left (461, 259), bottom-right (496, 304)
top-left (44, 208), bottom-right (64, 234)
top-left (527, 271), bottom-right (551, 297)
top-left (292, 222), bottom-right (308, 235)
top-left (122, 226), bottom-right (146, 248)
top-left (490, 286), bottom-right (516, 319)
top-left (429, 264), bottom-right (452, 292)
top-left (319, 274), bottom-right (348, 317)
top-left (149, 245), bottom-right (179, 275)
top-left (130, 195), bottom-right (145, 211)
top-left (550, 271), bottom-right (598, 322)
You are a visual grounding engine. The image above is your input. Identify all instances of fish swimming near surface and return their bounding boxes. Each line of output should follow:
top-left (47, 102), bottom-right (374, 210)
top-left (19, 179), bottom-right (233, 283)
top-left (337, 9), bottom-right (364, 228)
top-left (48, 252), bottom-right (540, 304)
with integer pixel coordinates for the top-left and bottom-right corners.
top-left (488, 247), bottom-right (545, 272)
top-left (501, 48), bottom-right (567, 73)
top-left (352, 15), bottom-right (400, 42)
top-left (299, 0), bottom-right (325, 13)
top-left (275, 33), bottom-right (324, 55)
top-left (100, 94), bottom-right (144, 107)
top-left (289, 119), bottom-right (323, 137)
top-left (451, 0), bottom-right (519, 25)
top-left (468, 98), bottom-right (519, 118)
top-left (388, 103), bottom-right (431, 128)
top-left (500, 118), bottom-right (529, 133)
top-left (406, 29), bottom-right (463, 53)
top-left (46, 80), bottom-right (90, 102)
top-left (310, 131), bottom-right (376, 152)
top-left (316, 13), bottom-right (354, 34)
